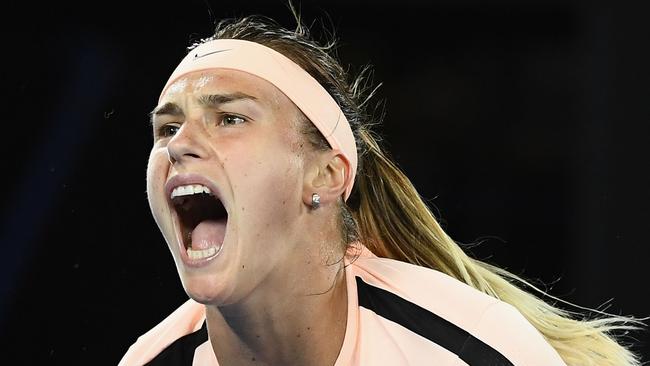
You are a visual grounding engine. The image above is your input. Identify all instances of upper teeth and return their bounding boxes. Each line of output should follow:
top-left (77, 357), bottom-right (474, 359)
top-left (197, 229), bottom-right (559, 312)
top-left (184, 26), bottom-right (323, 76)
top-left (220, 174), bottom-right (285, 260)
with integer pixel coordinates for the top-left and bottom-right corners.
top-left (171, 184), bottom-right (212, 199)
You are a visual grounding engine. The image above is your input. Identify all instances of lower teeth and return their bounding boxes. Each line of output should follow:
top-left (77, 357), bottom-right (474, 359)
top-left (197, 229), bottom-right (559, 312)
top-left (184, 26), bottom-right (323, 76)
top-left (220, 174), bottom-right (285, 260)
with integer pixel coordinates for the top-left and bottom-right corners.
top-left (186, 246), bottom-right (218, 260)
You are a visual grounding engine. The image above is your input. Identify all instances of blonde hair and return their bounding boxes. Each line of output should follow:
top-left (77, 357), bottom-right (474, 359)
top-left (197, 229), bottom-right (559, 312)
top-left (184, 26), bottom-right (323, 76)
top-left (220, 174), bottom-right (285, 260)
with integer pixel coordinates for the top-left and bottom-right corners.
top-left (203, 10), bottom-right (646, 366)
top-left (354, 130), bottom-right (644, 365)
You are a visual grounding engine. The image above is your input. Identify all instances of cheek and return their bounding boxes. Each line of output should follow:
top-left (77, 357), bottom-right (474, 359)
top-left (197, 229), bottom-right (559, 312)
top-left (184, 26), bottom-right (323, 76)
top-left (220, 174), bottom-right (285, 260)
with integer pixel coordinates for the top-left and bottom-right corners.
top-left (146, 148), bottom-right (170, 218)
top-left (226, 141), bottom-right (303, 216)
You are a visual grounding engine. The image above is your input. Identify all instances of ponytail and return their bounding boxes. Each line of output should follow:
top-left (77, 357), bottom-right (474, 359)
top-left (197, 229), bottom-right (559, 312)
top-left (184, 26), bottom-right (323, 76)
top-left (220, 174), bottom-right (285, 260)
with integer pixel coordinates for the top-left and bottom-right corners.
top-left (350, 127), bottom-right (644, 366)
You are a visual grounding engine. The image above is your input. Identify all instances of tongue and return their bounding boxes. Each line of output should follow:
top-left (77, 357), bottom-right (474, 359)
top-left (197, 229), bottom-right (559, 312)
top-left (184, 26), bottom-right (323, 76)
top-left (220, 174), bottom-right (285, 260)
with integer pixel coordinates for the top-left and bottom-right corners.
top-left (190, 219), bottom-right (226, 250)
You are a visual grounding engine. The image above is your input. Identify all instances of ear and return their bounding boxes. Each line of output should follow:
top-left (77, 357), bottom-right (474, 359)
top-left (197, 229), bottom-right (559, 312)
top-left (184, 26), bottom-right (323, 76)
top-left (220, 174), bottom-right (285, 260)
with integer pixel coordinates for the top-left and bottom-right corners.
top-left (302, 150), bottom-right (351, 208)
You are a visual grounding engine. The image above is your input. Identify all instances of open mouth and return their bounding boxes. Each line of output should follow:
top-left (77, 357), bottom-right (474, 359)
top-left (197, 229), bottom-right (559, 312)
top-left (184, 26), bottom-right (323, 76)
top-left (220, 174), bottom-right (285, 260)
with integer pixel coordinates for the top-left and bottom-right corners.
top-left (170, 184), bottom-right (228, 261)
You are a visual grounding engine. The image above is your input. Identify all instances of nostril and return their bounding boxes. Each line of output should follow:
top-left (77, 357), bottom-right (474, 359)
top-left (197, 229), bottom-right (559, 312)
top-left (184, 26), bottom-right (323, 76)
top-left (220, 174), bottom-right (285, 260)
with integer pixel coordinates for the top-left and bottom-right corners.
top-left (166, 136), bottom-right (203, 164)
top-left (167, 150), bottom-right (201, 164)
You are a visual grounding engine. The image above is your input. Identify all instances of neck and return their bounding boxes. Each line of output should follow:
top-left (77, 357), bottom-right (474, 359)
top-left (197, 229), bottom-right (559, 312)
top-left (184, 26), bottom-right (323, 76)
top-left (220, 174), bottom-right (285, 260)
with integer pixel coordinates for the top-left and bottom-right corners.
top-left (205, 235), bottom-right (349, 365)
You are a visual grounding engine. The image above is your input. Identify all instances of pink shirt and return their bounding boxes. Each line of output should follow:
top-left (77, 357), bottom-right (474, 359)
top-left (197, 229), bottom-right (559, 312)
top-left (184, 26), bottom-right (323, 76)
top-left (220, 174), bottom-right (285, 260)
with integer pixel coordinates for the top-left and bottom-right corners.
top-left (119, 245), bottom-right (566, 365)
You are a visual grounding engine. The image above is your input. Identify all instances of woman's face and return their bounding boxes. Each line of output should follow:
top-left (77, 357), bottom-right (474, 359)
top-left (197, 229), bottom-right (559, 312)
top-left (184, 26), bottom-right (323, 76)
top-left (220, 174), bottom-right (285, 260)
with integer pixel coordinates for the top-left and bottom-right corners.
top-left (147, 69), bottom-right (312, 305)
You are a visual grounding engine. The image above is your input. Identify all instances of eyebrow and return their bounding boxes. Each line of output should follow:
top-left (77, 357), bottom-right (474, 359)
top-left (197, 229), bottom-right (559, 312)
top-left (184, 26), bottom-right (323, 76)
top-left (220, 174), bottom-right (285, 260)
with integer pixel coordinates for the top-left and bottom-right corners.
top-left (150, 103), bottom-right (184, 125)
top-left (197, 92), bottom-right (258, 108)
top-left (149, 92), bottom-right (258, 125)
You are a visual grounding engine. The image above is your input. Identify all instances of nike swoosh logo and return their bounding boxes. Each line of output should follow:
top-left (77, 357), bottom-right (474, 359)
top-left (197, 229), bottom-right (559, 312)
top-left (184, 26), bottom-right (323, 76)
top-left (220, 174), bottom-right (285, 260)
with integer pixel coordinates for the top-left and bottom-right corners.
top-left (193, 49), bottom-right (231, 60)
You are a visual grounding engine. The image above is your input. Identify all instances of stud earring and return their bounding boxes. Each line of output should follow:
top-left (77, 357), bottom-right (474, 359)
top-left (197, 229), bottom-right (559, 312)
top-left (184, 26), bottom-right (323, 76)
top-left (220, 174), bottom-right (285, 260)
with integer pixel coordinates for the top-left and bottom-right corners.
top-left (311, 193), bottom-right (321, 209)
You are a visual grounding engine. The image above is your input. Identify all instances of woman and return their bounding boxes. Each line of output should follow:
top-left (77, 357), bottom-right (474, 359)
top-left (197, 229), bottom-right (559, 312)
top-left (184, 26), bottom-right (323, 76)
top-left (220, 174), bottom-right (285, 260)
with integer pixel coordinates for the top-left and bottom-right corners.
top-left (119, 12), bottom-right (643, 366)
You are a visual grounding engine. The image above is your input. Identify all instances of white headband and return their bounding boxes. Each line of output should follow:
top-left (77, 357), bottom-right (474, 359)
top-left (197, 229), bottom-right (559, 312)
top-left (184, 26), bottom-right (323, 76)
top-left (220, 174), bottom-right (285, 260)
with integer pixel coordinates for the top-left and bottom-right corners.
top-left (160, 39), bottom-right (357, 200)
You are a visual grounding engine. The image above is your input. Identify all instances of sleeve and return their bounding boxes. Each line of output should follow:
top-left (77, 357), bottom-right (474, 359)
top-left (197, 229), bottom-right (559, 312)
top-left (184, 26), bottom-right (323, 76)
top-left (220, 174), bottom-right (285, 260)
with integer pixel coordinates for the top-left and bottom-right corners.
top-left (471, 302), bottom-right (567, 366)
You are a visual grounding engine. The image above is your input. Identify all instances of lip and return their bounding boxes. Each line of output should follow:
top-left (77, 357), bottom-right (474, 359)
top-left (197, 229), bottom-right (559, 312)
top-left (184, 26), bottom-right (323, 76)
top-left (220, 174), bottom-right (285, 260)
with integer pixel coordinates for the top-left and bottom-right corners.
top-left (165, 173), bottom-right (225, 205)
top-left (165, 173), bottom-right (228, 268)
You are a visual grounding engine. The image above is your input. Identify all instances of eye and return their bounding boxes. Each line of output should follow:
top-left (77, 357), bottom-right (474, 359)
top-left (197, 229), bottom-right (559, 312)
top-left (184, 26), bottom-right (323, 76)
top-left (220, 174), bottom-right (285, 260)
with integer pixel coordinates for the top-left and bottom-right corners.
top-left (220, 114), bottom-right (246, 126)
top-left (157, 124), bottom-right (180, 138)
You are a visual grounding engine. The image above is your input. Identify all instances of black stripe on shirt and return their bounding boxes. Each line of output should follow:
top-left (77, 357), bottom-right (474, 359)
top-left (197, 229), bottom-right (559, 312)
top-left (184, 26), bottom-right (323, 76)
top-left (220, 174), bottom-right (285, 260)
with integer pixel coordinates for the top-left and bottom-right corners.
top-left (145, 322), bottom-right (208, 366)
top-left (356, 276), bottom-right (514, 366)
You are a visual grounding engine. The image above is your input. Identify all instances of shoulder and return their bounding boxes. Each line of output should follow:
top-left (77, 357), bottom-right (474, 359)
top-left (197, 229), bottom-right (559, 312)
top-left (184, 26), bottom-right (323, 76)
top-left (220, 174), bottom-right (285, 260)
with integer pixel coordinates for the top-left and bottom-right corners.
top-left (349, 249), bottom-right (566, 365)
top-left (118, 299), bottom-right (207, 366)
top-left (349, 248), bottom-right (498, 330)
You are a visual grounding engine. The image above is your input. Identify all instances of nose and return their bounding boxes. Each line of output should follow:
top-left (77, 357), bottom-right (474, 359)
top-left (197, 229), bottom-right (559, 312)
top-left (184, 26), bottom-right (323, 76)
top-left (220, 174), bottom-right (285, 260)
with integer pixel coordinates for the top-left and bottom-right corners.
top-left (166, 121), bottom-right (208, 165)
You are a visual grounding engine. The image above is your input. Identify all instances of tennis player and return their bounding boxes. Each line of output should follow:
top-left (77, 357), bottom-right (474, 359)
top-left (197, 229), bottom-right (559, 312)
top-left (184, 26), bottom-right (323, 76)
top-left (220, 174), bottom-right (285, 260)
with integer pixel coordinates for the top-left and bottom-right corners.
top-left (119, 12), bottom-right (643, 366)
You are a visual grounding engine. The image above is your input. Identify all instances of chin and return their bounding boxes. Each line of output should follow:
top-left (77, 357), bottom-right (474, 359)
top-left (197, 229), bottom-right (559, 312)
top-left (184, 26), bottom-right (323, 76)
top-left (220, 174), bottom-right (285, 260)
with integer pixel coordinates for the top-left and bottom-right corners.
top-left (179, 270), bottom-right (234, 305)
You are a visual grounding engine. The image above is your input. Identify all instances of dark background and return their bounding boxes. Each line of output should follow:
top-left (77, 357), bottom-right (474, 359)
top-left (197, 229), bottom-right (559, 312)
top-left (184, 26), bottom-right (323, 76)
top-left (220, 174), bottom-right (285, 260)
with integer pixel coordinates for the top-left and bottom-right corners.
top-left (1, 0), bottom-right (648, 364)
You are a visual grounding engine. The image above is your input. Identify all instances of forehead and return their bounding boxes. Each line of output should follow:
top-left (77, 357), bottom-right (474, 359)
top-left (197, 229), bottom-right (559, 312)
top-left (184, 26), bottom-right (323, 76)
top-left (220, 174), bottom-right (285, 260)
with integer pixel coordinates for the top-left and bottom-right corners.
top-left (160, 69), bottom-right (291, 108)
